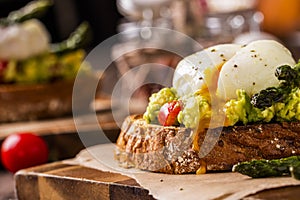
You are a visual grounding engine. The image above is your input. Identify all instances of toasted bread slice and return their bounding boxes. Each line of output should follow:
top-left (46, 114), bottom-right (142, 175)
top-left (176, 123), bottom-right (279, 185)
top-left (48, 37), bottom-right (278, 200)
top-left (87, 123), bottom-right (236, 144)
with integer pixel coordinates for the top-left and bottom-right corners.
top-left (115, 115), bottom-right (300, 174)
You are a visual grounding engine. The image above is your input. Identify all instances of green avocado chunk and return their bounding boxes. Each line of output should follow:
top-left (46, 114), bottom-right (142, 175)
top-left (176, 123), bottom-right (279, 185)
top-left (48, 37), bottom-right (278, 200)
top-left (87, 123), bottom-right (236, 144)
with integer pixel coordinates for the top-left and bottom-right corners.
top-left (143, 88), bottom-right (178, 124)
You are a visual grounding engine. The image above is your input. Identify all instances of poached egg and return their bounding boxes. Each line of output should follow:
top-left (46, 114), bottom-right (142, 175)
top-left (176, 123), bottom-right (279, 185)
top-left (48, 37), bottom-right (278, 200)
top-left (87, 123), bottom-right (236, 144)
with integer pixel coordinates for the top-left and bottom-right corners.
top-left (173, 44), bottom-right (242, 97)
top-left (173, 40), bottom-right (296, 100)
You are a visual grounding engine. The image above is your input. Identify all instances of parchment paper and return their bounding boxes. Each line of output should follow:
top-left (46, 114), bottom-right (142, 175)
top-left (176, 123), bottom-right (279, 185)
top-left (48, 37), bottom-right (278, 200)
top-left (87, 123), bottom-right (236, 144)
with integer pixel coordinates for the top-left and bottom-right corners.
top-left (64, 143), bottom-right (300, 200)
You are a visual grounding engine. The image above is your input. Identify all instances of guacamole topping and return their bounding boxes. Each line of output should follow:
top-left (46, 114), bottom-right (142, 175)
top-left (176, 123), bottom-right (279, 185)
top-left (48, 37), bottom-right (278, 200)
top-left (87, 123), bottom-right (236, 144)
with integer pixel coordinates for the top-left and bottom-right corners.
top-left (144, 86), bottom-right (300, 129)
top-left (177, 92), bottom-right (211, 129)
top-left (275, 87), bottom-right (300, 121)
top-left (224, 89), bottom-right (275, 125)
top-left (225, 87), bottom-right (300, 125)
top-left (3, 49), bottom-right (89, 83)
top-left (143, 87), bottom-right (177, 124)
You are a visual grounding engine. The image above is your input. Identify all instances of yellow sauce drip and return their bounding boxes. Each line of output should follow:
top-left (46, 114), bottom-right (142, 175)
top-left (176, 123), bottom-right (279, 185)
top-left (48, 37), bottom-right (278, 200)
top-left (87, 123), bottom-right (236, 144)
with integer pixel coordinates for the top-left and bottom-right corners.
top-left (191, 63), bottom-right (231, 153)
top-left (192, 117), bottom-right (211, 152)
top-left (196, 160), bottom-right (207, 175)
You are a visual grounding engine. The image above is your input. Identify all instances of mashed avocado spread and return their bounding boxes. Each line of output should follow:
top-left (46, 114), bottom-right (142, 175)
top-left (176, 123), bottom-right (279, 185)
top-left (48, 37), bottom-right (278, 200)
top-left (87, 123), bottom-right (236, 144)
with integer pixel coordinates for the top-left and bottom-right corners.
top-left (143, 88), bottom-right (177, 124)
top-left (177, 92), bottom-right (211, 128)
top-left (3, 50), bottom-right (89, 84)
top-left (143, 87), bottom-right (300, 129)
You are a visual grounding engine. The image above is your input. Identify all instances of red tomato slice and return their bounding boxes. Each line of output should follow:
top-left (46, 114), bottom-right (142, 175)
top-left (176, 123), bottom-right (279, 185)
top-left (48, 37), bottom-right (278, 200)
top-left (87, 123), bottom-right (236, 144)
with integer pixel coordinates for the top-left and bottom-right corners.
top-left (1, 133), bottom-right (49, 173)
top-left (158, 100), bottom-right (182, 126)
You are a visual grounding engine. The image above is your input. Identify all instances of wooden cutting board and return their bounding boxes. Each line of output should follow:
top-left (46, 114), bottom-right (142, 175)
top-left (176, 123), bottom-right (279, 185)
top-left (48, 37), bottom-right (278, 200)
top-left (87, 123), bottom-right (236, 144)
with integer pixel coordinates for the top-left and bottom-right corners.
top-left (14, 159), bottom-right (300, 200)
top-left (15, 162), bottom-right (154, 200)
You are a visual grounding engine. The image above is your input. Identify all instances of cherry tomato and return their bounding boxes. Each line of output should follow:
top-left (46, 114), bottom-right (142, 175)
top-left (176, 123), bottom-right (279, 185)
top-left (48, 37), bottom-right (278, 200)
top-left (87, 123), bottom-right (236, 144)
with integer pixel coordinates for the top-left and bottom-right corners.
top-left (1, 133), bottom-right (49, 173)
top-left (158, 100), bottom-right (182, 126)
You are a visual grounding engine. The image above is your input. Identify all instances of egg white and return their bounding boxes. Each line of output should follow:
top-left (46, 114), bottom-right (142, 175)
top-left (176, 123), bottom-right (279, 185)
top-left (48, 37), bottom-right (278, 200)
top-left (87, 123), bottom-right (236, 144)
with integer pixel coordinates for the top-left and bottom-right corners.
top-left (0, 19), bottom-right (50, 60)
top-left (173, 44), bottom-right (242, 97)
top-left (217, 40), bottom-right (296, 100)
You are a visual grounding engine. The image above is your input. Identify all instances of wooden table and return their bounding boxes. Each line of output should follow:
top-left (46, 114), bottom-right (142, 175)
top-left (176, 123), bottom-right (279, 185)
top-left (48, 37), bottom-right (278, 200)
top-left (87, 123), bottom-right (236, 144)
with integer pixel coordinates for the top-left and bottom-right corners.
top-left (15, 162), bottom-right (154, 200)
top-left (14, 160), bottom-right (300, 200)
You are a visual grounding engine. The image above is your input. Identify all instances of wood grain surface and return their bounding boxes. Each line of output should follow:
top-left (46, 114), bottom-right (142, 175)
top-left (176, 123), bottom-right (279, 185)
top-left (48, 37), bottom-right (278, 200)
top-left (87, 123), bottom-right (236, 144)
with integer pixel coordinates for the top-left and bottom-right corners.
top-left (14, 160), bottom-right (300, 200)
top-left (0, 104), bottom-right (117, 140)
top-left (0, 171), bottom-right (15, 200)
top-left (15, 162), bottom-right (154, 200)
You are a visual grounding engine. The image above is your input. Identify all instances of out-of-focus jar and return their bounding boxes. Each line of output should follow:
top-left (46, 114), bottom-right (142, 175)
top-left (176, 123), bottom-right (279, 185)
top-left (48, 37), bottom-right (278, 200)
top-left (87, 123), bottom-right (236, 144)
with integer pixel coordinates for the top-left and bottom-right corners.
top-left (198, 0), bottom-right (260, 46)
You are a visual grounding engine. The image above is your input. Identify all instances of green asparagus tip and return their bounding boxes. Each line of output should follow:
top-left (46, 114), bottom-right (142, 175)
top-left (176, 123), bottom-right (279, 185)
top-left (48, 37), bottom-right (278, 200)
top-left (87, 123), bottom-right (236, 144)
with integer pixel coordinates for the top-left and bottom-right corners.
top-left (251, 63), bottom-right (300, 109)
top-left (50, 21), bottom-right (92, 54)
top-left (233, 156), bottom-right (300, 180)
top-left (4, 0), bottom-right (53, 25)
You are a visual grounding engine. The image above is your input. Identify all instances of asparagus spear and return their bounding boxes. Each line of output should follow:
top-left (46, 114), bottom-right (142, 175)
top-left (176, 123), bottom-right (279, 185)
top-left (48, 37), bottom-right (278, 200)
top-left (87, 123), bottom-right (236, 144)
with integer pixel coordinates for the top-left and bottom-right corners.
top-left (0, 0), bottom-right (53, 26)
top-left (50, 21), bottom-right (92, 54)
top-left (233, 156), bottom-right (300, 180)
top-left (0, 0), bottom-right (91, 54)
top-left (251, 64), bottom-right (300, 109)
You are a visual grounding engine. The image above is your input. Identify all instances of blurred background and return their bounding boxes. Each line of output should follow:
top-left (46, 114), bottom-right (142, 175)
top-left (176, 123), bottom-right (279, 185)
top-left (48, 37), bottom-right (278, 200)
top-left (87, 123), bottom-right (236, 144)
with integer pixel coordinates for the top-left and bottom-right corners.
top-left (0, 0), bottom-right (122, 46)
top-left (1, 0), bottom-right (299, 53)
top-left (1, 0), bottom-right (300, 198)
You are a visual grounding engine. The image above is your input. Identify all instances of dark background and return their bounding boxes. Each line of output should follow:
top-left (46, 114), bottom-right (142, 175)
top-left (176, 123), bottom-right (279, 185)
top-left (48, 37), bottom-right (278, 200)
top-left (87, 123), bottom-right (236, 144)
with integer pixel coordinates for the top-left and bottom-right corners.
top-left (0, 1), bottom-right (123, 198)
top-left (0, 0), bottom-right (123, 48)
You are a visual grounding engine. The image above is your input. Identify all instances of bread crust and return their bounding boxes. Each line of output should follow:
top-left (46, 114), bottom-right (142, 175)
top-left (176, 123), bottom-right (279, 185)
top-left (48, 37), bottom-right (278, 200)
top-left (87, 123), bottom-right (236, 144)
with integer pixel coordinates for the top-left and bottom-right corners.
top-left (115, 115), bottom-right (300, 174)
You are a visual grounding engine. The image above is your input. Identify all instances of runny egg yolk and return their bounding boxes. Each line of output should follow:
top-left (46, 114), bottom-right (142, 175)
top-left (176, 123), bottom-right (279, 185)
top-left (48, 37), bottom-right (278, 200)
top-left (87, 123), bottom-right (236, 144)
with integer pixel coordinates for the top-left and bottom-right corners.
top-left (192, 63), bottom-right (231, 152)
